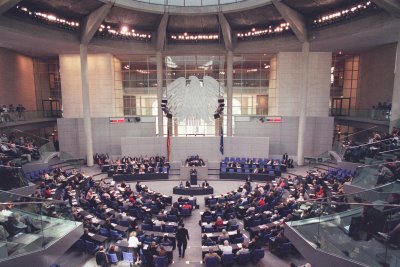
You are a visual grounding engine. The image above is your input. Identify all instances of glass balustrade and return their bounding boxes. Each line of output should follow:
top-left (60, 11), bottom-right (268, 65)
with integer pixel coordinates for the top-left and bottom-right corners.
top-left (0, 190), bottom-right (80, 262)
top-left (287, 181), bottom-right (400, 267)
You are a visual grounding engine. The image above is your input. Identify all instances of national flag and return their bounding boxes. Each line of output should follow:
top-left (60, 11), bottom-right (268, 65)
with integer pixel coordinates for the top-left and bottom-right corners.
top-left (167, 128), bottom-right (171, 161)
top-left (220, 125), bottom-right (224, 155)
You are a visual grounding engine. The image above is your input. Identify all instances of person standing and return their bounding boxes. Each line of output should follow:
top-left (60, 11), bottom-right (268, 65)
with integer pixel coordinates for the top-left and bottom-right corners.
top-left (176, 223), bottom-right (189, 258)
top-left (95, 245), bottom-right (109, 267)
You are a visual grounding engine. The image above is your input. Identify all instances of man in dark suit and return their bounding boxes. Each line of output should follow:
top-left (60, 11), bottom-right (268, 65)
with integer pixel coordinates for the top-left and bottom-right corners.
top-left (95, 245), bottom-right (109, 267)
top-left (176, 223), bottom-right (189, 258)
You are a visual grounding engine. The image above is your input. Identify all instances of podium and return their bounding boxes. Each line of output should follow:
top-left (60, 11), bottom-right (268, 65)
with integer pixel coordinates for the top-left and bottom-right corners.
top-left (190, 173), bottom-right (198, 185)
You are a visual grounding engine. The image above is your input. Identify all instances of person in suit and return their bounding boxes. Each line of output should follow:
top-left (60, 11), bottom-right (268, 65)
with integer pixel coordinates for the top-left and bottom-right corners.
top-left (176, 223), bottom-right (189, 258)
top-left (95, 245), bottom-right (109, 267)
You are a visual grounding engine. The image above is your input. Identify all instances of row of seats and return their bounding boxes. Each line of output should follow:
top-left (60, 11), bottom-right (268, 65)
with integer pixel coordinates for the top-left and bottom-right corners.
top-left (74, 239), bottom-right (136, 264)
top-left (207, 249), bottom-right (265, 266)
top-left (223, 157), bottom-right (282, 164)
top-left (24, 167), bottom-right (55, 182)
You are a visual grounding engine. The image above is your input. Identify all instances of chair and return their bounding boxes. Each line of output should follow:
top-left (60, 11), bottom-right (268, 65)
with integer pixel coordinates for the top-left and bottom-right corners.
top-left (221, 253), bottom-right (235, 266)
top-left (203, 240), bottom-right (216, 246)
top-left (141, 223), bottom-right (152, 231)
top-left (167, 214), bottom-right (177, 222)
top-left (228, 224), bottom-right (239, 231)
top-left (204, 256), bottom-right (220, 267)
top-left (236, 252), bottom-right (251, 265)
top-left (164, 225), bottom-right (175, 233)
top-left (99, 227), bottom-right (109, 237)
top-left (122, 251), bottom-right (135, 267)
top-left (74, 239), bottom-right (86, 251)
top-left (181, 208), bottom-right (191, 217)
top-left (218, 237), bottom-right (229, 245)
top-left (203, 226), bottom-right (213, 233)
top-left (234, 236), bottom-right (244, 244)
top-left (154, 256), bottom-right (168, 267)
top-left (251, 248), bottom-right (265, 262)
top-left (85, 240), bottom-right (99, 254)
top-left (110, 229), bottom-right (123, 240)
top-left (278, 242), bottom-right (293, 256)
top-left (228, 168), bottom-right (235, 173)
top-left (152, 225), bottom-right (162, 232)
top-left (250, 219), bottom-right (261, 227)
top-left (119, 220), bottom-right (130, 228)
top-left (107, 253), bottom-right (119, 264)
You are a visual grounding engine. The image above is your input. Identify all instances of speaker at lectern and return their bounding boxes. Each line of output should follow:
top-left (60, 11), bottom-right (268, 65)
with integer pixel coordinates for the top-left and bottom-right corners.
top-left (190, 168), bottom-right (197, 185)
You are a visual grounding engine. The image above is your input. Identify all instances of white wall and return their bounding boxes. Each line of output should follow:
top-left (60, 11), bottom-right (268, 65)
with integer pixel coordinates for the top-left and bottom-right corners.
top-left (121, 136), bottom-right (269, 163)
top-left (276, 52), bottom-right (331, 117)
top-left (234, 116), bottom-right (334, 158)
top-left (58, 117), bottom-right (156, 157)
top-left (59, 54), bottom-right (122, 118)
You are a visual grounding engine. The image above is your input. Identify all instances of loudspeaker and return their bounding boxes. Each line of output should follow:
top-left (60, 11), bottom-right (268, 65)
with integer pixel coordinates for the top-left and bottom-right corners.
top-left (214, 113), bottom-right (220, 119)
top-left (166, 113), bottom-right (172, 119)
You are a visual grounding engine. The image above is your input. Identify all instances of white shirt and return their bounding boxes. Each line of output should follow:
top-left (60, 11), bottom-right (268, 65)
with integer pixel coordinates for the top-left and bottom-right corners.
top-left (220, 245), bottom-right (233, 254)
top-left (128, 236), bottom-right (140, 248)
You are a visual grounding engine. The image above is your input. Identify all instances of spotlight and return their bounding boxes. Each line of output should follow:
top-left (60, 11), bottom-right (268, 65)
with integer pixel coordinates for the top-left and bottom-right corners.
top-left (162, 99), bottom-right (168, 104)
top-left (166, 113), bottom-right (172, 119)
top-left (214, 113), bottom-right (220, 119)
top-left (218, 99), bottom-right (224, 103)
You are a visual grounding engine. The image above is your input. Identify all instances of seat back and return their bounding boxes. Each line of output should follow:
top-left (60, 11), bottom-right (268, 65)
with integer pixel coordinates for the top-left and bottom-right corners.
top-left (152, 225), bottom-right (162, 232)
top-left (236, 252), bottom-right (251, 264)
top-left (204, 256), bottom-right (220, 267)
top-left (154, 256), bottom-right (168, 267)
top-left (122, 251), bottom-right (135, 263)
top-left (252, 248), bottom-right (265, 262)
top-left (222, 253), bottom-right (235, 265)
top-left (107, 253), bottom-right (119, 264)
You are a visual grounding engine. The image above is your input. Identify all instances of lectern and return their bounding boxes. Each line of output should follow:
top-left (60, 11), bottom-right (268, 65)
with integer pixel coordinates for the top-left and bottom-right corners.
top-left (190, 171), bottom-right (197, 185)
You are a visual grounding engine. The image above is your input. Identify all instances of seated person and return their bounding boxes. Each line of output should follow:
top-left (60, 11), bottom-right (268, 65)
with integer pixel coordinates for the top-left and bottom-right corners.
top-left (203, 220), bottom-right (213, 230)
top-left (236, 242), bottom-right (250, 254)
top-left (185, 181), bottom-right (191, 188)
top-left (202, 234), bottom-right (214, 245)
top-left (220, 240), bottom-right (233, 254)
top-left (218, 229), bottom-right (230, 243)
top-left (215, 216), bottom-right (224, 228)
top-left (203, 247), bottom-right (221, 264)
top-left (153, 218), bottom-right (165, 228)
top-left (81, 228), bottom-right (96, 243)
top-left (248, 235), bottom-right (263, 251)
top-left (202, 180), bottom-right (209, 187)
top-left (182, 202), bottom-right (192, 210)
top-left (160, 234), bottom-right (172, 246)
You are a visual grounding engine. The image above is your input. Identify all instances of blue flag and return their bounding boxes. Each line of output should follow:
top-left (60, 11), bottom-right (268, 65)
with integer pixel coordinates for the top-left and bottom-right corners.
top-left (220, 125), bottom-right (224, 155)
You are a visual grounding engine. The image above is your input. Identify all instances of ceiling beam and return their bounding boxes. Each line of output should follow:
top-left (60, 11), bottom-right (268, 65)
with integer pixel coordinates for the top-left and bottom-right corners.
top-left (373, 0), bottom-right (400, 18)
top-left (81, 2), bottom-right (113, 45)
top-left (218, 13), bottom-right (233, 51)
top-left (272, 0), bottom-right (308, 43)
top-left (156, 13), bottom-right (169, 51)
top-left (0, 0), bottom-right (21, 15)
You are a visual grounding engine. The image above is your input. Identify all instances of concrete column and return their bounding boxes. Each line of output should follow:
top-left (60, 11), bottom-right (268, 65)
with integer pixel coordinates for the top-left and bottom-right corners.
top-left (79, 44), bottom-right (94, 166)
top-left (390, 40), bottom-right (400, 131)
top-left (297, 42), bottom-right (310, 166)
top-left (156, 51), bottom-right (164, 136)
top-left (226, 51), bottom-right (233, 136)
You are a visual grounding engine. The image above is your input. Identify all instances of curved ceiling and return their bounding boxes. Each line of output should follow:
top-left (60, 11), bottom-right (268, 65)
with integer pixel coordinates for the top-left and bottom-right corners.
top-left (0, 0), bottom-right (398, 57)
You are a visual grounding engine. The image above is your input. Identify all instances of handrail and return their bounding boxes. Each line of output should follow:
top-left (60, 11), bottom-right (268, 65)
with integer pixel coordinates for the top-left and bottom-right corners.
top-left (346, 137), bottom-right (396, 149)
top-left (337, 125), bottom-right (378, 141)
top-left (298, 180), bottom-right (398, 203)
